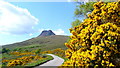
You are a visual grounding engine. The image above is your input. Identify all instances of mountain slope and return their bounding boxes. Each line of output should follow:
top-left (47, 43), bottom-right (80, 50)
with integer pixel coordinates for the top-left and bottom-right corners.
top-left (3, 35), bottom-right (69, 51)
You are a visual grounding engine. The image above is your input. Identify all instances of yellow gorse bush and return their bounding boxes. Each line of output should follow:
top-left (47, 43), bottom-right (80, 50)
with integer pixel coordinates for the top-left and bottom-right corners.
top-left (10, 51), bottom-right (35, 56)
top-left (7, 55), bottom-right (43, 67)
top-left (41, 48), bottom-right (65, 57)
top-left (62, 1), bottom-right (120, 67)
top-left (2, 51), bottom-right (45, 67)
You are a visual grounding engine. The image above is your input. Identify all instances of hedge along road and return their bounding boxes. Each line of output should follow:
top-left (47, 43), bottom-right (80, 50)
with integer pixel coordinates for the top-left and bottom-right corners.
top-left (34, 54), bottom-right (64, 68)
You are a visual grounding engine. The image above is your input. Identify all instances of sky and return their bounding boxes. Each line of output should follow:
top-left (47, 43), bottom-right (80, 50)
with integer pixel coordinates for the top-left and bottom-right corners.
top-left (4, 0), bottom-right (76, 2)
top-left (0, 0), bottom-right (85, 45)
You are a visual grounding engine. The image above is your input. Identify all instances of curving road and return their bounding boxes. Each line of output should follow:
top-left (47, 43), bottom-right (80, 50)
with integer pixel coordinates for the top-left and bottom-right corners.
top-left (34, 54), bottom-right (64, 68)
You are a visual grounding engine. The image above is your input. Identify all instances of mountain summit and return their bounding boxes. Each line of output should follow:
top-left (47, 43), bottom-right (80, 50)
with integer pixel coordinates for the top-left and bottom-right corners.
top-left (39, 30), bottom-right (55, 36)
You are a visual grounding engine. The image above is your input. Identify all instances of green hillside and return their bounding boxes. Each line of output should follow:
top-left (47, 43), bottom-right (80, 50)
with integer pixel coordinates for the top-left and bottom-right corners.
top-left (2, 35), bottom-right (69, 51)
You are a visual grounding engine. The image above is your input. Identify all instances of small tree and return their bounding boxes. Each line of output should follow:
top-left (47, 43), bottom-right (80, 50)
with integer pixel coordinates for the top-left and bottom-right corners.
top-left (71, 19), bottom-right (82, 28)
top-left (35, 49), bottom-right (41, 55)
top-left (2, 48), bottom-right (10, 53)
top-left (74, 2), bottom-right (95, 17)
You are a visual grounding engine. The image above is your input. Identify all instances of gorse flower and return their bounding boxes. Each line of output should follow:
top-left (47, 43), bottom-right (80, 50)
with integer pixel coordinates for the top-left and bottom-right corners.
top-left (7, 55), bottom-right (43, 67)
top-left (61, 1), bottom-right (120, 67)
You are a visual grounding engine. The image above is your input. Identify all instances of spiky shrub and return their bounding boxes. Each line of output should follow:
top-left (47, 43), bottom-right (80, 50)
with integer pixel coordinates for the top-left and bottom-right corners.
top-left (62, 1), bottom-right (120, 67)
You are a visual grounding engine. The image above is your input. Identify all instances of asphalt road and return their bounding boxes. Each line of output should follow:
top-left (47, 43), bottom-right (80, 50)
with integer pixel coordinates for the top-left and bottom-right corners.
top-left (34, 54), bottom-right (64, 68)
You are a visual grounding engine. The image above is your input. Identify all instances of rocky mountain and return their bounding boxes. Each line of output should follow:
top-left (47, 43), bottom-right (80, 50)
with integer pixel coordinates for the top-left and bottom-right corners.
top-left (39, 30), bottom-right (55, 36)
top-left (2, 30), bottom-right (69, 51)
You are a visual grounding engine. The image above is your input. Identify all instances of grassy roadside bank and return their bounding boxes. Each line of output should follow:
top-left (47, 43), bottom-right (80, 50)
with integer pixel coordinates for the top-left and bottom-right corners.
top-left (25, 55), bottom-right (53, 68)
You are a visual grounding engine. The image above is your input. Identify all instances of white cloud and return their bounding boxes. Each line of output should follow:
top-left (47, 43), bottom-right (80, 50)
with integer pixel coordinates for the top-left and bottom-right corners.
top-left (0, 1), bottom-right (39, 35)
top-left (67, 0), bottom-right (74, 2)
top-left (29, 33), bottom-right (33, 36)
top-left (38, 29), bottom-right (67, 35)
top-left (53, 29), bottom-right (67, 35)
top-left (67, 0), bottom-right (71, 2)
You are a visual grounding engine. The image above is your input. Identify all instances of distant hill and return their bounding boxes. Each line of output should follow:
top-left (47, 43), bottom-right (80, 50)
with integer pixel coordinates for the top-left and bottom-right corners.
top-left (39, 30), bottom-right (55, 36)
top-left (3, 35), bottom-right (69, 51)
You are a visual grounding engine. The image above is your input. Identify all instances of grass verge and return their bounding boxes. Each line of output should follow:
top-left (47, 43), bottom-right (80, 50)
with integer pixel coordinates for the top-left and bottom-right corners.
top-left (25, 55), bottom-right (53, 68)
